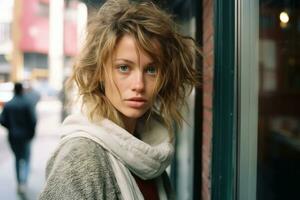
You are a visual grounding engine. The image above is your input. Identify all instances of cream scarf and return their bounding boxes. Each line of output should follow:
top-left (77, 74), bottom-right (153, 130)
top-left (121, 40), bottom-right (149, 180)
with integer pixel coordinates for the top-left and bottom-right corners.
top-left (58, 114), bottom-right (174, 200)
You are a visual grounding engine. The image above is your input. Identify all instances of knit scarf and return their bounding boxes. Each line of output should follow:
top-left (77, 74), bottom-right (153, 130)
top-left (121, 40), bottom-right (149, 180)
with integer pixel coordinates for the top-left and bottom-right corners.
top-left (58, 114), bottom-right (174, 200)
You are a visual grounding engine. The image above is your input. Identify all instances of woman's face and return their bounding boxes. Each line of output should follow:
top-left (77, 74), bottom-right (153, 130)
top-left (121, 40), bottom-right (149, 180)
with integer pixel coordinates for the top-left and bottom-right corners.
top-left (104, 35), bottom-right (158, 122)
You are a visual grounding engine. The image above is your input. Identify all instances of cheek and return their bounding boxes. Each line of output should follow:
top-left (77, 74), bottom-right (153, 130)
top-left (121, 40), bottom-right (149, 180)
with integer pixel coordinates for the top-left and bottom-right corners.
top-left (104, 77), bottom-right (124, 99)
top-left (146, 78), bottom-right (157, 95)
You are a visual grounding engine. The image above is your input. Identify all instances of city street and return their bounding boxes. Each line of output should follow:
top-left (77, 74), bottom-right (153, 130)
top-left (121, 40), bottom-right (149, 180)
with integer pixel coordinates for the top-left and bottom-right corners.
top-left (0, 99), bottom-right (62, 200)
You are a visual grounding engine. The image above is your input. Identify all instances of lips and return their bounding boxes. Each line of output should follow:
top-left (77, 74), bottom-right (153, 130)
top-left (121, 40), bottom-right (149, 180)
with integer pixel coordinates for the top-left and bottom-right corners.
top-left (125, 97), bottom-right (147, 108)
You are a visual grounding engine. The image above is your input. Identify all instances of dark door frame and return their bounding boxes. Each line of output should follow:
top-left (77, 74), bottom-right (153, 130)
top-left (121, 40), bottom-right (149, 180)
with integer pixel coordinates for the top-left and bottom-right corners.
top-left (212, 0), bottom-right (237, 199)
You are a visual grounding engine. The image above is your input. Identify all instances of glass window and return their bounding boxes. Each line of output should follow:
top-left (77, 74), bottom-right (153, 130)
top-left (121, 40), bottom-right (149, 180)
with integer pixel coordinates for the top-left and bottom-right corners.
top-left (258, 1), bottom-right (300, 199)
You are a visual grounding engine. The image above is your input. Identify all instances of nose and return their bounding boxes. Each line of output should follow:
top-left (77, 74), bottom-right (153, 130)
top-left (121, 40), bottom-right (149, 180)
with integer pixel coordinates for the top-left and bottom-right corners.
top-left (132, 71), bottom-right (145, 93)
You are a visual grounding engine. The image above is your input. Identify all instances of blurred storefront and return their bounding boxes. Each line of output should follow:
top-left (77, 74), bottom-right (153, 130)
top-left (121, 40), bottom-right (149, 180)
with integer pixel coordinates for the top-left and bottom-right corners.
top-left (5, 0), bottom-right (84, 92)
top-left (0, 0), bottom-right (13, 82)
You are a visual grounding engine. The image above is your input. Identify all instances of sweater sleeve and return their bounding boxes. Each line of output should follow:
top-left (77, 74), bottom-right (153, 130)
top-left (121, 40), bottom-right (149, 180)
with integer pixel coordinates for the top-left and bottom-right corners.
top-left (39, 137), bottom-right (122, 200)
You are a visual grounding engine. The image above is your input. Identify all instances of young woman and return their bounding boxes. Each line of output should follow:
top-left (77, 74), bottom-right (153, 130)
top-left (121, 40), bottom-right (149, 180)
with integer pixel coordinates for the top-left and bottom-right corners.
top-left (39, 0), bottom-right (199, 199)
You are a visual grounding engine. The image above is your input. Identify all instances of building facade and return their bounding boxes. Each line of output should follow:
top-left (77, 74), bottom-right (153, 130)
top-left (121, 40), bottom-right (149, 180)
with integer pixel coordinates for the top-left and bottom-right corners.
top-left (0, 0), bottom-right (14, 82)
top-left (8, 0), bottom-right (80, 91)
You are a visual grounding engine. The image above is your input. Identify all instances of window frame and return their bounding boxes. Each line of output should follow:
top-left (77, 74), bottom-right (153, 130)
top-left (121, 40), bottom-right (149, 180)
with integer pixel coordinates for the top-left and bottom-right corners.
top-left (236, 0), bottom-right (259, 199)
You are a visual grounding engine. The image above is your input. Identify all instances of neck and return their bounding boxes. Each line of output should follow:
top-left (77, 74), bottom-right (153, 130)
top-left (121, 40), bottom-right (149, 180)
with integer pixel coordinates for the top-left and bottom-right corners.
top-left (120, 115), bottom-right (137, 135)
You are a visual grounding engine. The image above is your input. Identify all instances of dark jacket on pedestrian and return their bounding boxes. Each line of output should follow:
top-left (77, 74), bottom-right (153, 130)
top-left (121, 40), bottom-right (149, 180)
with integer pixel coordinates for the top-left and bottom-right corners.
top-left (0, 83), bottom-right (37, 141)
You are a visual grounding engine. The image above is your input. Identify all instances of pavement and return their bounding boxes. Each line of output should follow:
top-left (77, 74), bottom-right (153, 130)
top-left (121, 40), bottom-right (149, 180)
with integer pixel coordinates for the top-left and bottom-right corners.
top-left (0, 99), bottom-right (62, 200)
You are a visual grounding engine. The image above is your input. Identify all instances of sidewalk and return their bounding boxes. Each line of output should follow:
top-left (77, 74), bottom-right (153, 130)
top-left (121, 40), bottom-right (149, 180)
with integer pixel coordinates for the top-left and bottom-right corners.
top-left (0, 99), bottom-right (62, 200)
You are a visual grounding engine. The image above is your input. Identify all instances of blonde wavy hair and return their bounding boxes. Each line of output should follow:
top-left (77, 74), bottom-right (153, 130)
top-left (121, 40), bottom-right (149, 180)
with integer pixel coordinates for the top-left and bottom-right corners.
top-left (69, 0), bottom-right (200, 134)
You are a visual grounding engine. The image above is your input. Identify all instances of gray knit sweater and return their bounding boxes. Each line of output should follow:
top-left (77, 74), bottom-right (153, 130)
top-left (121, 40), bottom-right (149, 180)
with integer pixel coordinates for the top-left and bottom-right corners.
top-left (39, 137), bottom-right (122, 199)
top-left (39, 137), bottom-right (173, 200)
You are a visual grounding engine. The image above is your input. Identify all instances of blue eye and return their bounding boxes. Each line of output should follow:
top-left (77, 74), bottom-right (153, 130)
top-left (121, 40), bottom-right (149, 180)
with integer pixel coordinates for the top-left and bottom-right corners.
top-left (146, 66), bottom-right (157, 75)
top-left (118, 65), bottom-right (129, 72)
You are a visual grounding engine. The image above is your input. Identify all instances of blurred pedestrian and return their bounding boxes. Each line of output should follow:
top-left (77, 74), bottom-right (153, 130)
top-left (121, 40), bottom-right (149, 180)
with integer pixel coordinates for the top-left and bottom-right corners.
top-left (25, 83), bottom-right (41, 108)
top-left (39, 0), bottom-right (199, 199)
top-left (0, 82), bottom-right (37, 194)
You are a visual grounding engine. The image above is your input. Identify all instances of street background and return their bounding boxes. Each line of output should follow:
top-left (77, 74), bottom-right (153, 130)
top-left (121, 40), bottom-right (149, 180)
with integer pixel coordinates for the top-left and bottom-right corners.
top-left (0, 98), bottom-right (61, 200)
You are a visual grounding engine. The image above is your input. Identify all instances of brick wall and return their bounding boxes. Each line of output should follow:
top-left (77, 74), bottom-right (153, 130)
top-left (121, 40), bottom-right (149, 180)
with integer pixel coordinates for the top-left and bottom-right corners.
top-left (202, 0), bottom-right (214, 199)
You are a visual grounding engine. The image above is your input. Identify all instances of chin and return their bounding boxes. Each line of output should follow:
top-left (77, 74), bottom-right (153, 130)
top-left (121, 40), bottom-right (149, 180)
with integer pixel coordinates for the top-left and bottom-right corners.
top-left (122, 109), bottom-right (148, 119)
top-left (124, 113), bottom-right (145, 119)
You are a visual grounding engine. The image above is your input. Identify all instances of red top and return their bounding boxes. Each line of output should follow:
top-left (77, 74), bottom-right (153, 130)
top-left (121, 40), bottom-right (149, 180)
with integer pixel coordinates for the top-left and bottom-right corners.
top-left (132, 173), bottom-right (159, 200)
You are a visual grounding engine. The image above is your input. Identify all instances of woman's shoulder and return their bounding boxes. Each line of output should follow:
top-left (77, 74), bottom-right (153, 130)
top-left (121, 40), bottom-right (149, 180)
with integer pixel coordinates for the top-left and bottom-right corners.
top-left (40, 137), bottom-right (121, 200)
top-left (48, 137), bottom-right (108, 170)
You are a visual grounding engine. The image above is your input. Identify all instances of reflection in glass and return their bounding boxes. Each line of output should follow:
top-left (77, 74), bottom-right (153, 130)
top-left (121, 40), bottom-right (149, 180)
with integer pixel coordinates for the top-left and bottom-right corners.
top-left (258, 0), bottom-right (300, 199)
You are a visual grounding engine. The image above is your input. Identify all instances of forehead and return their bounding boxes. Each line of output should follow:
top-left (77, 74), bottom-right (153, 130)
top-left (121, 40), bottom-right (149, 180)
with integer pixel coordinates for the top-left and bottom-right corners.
top-left (112, 34), bottom-right (159, 64)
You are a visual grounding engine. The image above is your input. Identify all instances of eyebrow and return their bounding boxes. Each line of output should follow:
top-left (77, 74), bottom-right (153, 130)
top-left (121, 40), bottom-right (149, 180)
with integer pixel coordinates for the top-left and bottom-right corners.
top-left (114, 58), bottom-right (135, 64)
top-left (114, 58), bottom-right (156, 65)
